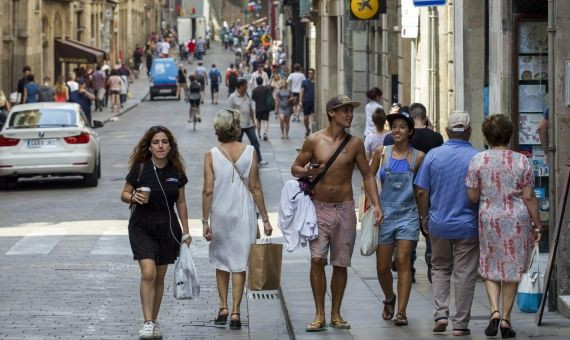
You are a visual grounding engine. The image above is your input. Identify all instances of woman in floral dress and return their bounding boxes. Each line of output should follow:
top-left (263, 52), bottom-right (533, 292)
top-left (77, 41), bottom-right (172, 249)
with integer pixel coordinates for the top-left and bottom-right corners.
top-left (466, 114), bottom-right (541, 338)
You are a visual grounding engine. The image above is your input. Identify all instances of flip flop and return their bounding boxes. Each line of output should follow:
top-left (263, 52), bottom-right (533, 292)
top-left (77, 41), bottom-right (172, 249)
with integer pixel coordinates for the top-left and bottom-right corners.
top-left (330, 319), bottom-right (351, 329)
top-left (305, 319), bottom-right (327, 332)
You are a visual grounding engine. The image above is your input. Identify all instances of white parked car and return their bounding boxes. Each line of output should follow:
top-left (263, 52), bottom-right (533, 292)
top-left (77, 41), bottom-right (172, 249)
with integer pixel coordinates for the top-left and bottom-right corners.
top-left (0, 103), bottom-right (102, 189)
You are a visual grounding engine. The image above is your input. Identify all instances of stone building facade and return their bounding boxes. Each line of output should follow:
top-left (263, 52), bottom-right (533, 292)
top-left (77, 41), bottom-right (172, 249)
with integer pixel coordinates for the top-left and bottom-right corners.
top-left (1, 0), bottom-right (162, 97)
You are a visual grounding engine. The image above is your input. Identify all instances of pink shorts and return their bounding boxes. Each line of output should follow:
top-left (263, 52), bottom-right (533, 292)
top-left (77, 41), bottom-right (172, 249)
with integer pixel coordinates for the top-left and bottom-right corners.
top-left (309, 200), bottom-right (357, 267)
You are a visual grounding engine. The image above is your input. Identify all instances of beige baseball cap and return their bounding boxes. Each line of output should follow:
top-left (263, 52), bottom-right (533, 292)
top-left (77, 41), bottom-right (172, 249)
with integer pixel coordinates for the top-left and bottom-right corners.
top-left (447, 111), bottom-right (471, 131)
top-left (326, 95), bottom-right (361, 112)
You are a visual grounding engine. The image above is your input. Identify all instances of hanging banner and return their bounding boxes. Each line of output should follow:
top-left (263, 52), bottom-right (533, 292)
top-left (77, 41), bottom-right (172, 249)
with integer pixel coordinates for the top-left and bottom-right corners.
top-left (350, 0), bottom-right (386, 20)
top-left (402, 0), bottom-right (420, 38)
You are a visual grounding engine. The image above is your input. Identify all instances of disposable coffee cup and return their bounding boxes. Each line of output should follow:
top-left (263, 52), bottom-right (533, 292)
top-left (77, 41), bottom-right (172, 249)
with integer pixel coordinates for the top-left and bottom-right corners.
top-left (138, 187), bottom-right (151, 203)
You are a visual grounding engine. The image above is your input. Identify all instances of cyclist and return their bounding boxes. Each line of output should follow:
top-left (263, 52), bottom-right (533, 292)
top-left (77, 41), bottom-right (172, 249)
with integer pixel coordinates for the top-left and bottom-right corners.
top-left (188, 75), bottom-right (202, 123)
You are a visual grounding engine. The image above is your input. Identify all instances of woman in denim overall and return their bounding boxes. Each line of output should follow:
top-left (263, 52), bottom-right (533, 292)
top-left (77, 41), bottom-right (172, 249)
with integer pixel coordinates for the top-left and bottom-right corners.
top-left (370, 111), bottom-right (424, 326)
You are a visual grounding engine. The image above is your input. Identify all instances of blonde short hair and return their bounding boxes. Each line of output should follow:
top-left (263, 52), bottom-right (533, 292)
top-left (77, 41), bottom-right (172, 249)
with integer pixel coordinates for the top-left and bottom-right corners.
top-left (214, 109), bottom-right (242, 142)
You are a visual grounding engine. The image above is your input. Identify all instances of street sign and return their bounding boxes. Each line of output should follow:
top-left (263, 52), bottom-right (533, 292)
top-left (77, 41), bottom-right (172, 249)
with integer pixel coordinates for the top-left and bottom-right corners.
top-left (350, 0), bottom-right (386, 20)
top-left (402, 0), bottom-right (419, 38)
top-left (413, 0), bottom-right (446, 6)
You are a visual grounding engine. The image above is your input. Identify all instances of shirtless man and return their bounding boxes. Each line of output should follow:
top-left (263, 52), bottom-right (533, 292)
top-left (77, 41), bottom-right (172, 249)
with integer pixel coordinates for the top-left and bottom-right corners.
top-left (291, 95), bottom-right (384, 331)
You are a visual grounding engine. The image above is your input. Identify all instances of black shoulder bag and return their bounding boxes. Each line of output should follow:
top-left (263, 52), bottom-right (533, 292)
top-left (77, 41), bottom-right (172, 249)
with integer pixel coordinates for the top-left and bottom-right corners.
top-left (129, 162), bottom-right (144, 215)
top-left (298, 134), bottom-right (352, 197)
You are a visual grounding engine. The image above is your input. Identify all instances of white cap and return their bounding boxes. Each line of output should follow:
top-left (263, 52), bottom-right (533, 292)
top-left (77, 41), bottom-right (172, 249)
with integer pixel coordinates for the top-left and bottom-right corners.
top-left (447, 111), bottom-right (471, 131)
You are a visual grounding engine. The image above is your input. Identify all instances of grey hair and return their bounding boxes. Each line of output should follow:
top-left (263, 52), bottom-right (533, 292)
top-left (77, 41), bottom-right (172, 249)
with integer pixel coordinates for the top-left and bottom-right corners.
top-left (214, 109), bottom-right (242, 142)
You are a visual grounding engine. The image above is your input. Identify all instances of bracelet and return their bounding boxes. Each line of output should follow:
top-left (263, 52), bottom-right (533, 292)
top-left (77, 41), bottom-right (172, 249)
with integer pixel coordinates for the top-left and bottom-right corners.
top-left (533, 228), bottom-right (541, 233)
top-left (181, 234), bottom-right (192, 242)
top-left (201, 218), bottom-right (209, 224)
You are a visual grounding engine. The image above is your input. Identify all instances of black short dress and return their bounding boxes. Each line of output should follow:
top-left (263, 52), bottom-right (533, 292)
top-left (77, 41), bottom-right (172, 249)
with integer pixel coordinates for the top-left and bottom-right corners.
top-left (126, 159), bottom-right (188, 265)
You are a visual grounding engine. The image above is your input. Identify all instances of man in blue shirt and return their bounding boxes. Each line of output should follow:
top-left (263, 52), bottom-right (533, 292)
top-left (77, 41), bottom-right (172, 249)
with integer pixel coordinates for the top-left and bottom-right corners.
top-left (414, 111), bottom-right (479, 336)
top-left (72, 80), bottom-right (95, 126)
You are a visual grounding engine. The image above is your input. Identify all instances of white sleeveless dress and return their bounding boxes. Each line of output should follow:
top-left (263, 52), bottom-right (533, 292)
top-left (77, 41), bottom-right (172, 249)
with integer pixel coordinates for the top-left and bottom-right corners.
top-left (209, 145), bottom-right (257, 272)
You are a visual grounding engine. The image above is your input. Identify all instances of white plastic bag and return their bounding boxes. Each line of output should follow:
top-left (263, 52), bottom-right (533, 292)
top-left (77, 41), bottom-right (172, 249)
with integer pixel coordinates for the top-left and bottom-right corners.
top-left (173, 243), bottom-right (200, 300)
top-left (359, 208), bottom-right (378, 256)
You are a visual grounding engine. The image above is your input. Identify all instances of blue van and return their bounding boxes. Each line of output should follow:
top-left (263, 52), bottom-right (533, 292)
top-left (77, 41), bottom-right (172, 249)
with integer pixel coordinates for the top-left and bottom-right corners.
top-left (149, 58), bottom-right (179, 100)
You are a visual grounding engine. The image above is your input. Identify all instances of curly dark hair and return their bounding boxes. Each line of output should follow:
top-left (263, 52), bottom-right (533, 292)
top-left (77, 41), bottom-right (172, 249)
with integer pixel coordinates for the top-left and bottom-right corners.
top-left (482, 114), bottom-right (513, 147)
top-left (128, 126), bottom-right (186, 176)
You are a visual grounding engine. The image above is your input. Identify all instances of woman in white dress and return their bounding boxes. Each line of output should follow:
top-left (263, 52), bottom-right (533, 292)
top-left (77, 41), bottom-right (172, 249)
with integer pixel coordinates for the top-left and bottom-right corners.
top-left (202, 109), bottom-right (273, 330)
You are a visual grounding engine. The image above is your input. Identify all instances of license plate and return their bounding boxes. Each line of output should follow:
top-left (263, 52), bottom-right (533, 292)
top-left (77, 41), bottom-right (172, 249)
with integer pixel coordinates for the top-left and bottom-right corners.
top-left (27, 139), bottom-right (58, 148)
top-left (159, 89), bottom-right (171, 94)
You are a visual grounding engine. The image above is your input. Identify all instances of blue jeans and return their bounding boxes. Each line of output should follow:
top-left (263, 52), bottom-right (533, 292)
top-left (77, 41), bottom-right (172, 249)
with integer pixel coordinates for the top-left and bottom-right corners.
top-left (239, 126), bottom-right (262, 162)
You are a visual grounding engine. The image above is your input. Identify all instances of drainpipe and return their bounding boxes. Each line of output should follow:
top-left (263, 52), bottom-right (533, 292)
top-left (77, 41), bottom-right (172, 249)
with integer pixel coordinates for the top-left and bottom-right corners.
top-left (428, 7), bottom-right (438, 128)
top-left (366, 21), bottom-right (370, 93)
top-left (547, 0), bottom-right (557, 311)
top-left (454, 0), bottom-right (465, 112)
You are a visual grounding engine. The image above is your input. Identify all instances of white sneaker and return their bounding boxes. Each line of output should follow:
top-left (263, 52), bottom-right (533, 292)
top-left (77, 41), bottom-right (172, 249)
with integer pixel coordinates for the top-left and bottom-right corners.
top-left (139, 321), bottom-right (154, 339)
top-left (259, 160), bottom-right (269, 167)
top-left (153, 322), bottom-right (163, 339)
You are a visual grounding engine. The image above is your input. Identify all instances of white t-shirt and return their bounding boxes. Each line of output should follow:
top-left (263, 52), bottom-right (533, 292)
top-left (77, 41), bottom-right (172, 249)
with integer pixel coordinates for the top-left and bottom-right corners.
top-left (228, 92), bottom-right (254, 128)
top-left (160, 42), bottom-right (169, 55)
top-left (287, 72), bottom-right (306, 93)
top-left (67, 80), bottom-right (79, 92)
top-left (364, 101), bottom-right (383, 137)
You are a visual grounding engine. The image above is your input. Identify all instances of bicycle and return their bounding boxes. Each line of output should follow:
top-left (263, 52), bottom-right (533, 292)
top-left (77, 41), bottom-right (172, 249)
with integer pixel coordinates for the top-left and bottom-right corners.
top-left (188, 101), bottom-right (200, 132)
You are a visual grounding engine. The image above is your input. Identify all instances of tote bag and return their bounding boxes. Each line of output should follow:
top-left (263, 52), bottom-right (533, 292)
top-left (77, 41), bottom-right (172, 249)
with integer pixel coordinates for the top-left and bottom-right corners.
top-left (516, 244), bottom-right (543, 313)
top-left (359, 208), bottom-right (378, 256)
top-left (248, 238), bottom-right (283, 290)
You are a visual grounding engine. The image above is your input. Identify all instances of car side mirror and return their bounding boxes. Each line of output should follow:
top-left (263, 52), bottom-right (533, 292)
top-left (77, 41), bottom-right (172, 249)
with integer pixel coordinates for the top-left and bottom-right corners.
top-left (92, 120), bottom-right (104, 129)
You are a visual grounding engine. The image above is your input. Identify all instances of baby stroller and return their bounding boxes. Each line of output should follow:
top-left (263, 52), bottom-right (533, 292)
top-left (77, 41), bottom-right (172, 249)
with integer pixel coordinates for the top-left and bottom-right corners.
top-left (235, 49), bottom-right (243, 66)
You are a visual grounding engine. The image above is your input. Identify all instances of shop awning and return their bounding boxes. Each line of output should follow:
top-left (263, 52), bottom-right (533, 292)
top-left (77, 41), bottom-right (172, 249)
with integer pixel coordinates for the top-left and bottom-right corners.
top-left (54, 38), bottom-right (106, 65)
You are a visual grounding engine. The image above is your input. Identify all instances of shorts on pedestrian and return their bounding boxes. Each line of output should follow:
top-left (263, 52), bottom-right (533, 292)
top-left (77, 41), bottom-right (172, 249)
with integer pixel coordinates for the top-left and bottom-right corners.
top-left (291, 92), bottom-right (300, 105)
top-left (110, 90), bottom-right (120, 95)
top-left (210, 83), bottom-right (219, 93)
top-left (303, 101), bottom-right (314, 116)
top-left (96, 88), bottom-right (106, 101)
top-left (128, 209), bottom-right (182, 265)
top-left (189, 99), bottom-right (200, 107)
top-left (256, 110), bottom-right (270, 121)
top-left (309, 200), bottom-right (357, 267)
top-left (378, 204), bottom-right (420, 245)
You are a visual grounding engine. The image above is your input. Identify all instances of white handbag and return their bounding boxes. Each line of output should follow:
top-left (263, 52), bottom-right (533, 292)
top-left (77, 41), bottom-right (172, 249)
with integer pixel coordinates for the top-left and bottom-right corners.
top-left (516, 244), bottom-right (543, 313)
top-left (359, 207), bottom-right (378, 256)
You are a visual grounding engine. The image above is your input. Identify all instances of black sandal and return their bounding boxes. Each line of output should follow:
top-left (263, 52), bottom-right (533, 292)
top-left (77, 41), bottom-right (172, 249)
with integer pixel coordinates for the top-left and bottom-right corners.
top-left (230, 313), bottom-right (241, 330)
top-left (500, 319), bottom-right (516, 338)
top-left (214, 307), bottom-right (228, 325)
top-left (484, 311), bottom-right (500, 336)
top-left (382, 294), bottom-right (396, 320)
top-left (394, 312), bottom-right (408, 326)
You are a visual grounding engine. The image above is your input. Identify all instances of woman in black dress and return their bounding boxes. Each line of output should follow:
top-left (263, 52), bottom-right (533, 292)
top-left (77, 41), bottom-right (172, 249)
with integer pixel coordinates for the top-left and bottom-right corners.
top-left (121, 126), bottom-right (191, 339)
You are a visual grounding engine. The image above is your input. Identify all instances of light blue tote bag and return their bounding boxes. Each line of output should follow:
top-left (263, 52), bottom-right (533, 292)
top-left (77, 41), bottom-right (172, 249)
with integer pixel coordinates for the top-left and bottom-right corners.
top-left (516, 244), bottom-right (543, 313)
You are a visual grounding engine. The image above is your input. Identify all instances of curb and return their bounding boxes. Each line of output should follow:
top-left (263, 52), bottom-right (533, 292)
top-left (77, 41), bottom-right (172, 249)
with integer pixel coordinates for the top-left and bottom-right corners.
top-left (278, 286), bottom-right (296, 340)
top-left (102, 91), bottom-right (149, 124)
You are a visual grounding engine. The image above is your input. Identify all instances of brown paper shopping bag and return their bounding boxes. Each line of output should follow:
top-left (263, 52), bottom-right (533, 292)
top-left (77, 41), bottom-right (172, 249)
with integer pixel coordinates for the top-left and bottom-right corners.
top-left (247, 240), bottom-right (283, 291)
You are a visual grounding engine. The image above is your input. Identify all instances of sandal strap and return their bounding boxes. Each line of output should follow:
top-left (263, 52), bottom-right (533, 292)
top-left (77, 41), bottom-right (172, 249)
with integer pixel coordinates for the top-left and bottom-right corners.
top-left (383, 295), bottom-right (396, 305)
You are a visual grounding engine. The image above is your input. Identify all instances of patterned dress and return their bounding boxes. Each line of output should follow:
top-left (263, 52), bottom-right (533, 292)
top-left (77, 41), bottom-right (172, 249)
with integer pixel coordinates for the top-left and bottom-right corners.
top-left (465, 149), bottom-right (534, 282)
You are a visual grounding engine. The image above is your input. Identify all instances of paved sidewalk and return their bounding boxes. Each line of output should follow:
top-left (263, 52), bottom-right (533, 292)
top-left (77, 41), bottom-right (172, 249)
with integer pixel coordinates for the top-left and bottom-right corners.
top-left (91, 72), bottom-right (150, 125)
top-left (263, 112), bottom-right (570, 339)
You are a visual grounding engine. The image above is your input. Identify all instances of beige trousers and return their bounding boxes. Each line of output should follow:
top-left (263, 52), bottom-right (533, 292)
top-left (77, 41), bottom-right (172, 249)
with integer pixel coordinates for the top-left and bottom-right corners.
top-left (430, 235), bottom-right (479, 329)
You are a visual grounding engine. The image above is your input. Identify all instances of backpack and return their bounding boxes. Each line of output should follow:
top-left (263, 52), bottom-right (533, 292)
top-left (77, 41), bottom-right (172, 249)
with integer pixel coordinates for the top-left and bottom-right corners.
top-left (228, 71), bottom-right (238, 88)
top-left (189, 81), bottom-right (201, 93)
top-left (209, 69), bottom-right (219, 82)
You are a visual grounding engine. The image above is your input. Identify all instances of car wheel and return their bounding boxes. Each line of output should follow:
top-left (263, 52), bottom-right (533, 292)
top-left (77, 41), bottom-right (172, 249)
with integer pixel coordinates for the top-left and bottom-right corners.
top-left (0, 176), bottom-right (9, 190)
top-left (97, 155), bottom-right (101, 179)
top-left (84, 163), bottom-right (99, 187)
